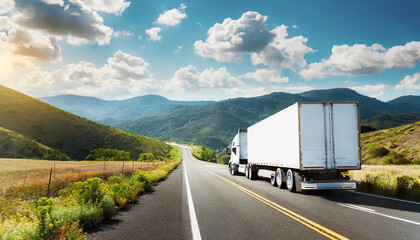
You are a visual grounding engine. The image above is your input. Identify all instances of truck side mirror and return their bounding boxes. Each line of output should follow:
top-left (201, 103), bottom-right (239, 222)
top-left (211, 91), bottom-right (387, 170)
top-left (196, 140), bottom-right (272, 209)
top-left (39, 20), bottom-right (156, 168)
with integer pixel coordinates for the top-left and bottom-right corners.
top-left (226, 147), bottom-right (232, 155)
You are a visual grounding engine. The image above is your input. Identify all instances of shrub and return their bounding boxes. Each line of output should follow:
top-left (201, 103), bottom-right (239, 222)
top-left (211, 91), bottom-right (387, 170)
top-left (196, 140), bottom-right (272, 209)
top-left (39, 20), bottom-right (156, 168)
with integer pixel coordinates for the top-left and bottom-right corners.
top-left (133, 170), bottom-right (151, 189)
top-left (78, 205), bottom-right (102, 229)
top-left (58, 178), bottom-right (104, 205)
top-left (138, 153), bottom-right (156, 162)
top-left (85, 148), bottom-right (130, 161)
top-left (33, 197), bottom-right (56, 240)
top-left (56, 222), bottom-right (86, 240)
top-left (380, 151), bottom-right (410, 165)
top-left (101, 195), bottom-right (115, 219)
top-left (106, 183), bottom-right (138, 208)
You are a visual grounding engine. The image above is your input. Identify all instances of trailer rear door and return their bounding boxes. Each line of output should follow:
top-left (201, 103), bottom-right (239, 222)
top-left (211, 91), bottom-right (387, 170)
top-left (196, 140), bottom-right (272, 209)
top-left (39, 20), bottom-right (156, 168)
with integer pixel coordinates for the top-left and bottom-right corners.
top-left (299, 103), bottom-right (360, 170)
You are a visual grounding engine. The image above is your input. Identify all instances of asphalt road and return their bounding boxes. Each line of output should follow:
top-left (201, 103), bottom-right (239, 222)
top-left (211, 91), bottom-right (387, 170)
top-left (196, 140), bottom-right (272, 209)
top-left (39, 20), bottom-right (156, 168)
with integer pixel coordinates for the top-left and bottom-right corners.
top-left (88, 147), bottom-right (420, 240)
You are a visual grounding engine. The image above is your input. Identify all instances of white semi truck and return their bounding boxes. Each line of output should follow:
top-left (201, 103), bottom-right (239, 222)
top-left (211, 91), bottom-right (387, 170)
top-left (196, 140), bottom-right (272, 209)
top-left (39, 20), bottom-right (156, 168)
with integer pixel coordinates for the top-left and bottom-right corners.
top-left (227, 102), bottom-right (361, 192)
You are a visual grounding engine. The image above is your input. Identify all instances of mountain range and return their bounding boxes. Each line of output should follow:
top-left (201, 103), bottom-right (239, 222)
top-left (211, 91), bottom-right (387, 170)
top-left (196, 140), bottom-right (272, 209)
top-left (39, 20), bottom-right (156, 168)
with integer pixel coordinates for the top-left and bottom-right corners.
top-left (39, 94), bottom-right (212, 124)
top-left (114, 88), bottom-right (420, 149)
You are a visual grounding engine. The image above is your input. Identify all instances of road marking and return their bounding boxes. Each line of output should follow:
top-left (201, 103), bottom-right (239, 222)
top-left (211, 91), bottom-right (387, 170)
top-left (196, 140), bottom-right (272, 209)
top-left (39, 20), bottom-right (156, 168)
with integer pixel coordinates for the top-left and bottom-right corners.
top-left (350, 191), bottom-right (420, 205)
top-left (183, 156), bottom-right (202, 240)
top-left (203, 168), bottom-right (348, 240)
top-left (338, 203), bottom-right (420, 226)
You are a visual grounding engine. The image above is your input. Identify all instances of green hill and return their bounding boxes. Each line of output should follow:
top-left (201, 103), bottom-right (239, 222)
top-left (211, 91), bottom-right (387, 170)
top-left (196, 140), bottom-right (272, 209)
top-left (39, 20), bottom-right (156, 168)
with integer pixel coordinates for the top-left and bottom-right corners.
top-left (361, 113), bottom-right (420, 130)
top-left (361, 122), bottom-right (420, 165)
top-left (117, 88), bottom-right (419, 149)
top-left (0, 85), bottom-right (171, 160)
top-left (0, 127), bottom-right (70, 160)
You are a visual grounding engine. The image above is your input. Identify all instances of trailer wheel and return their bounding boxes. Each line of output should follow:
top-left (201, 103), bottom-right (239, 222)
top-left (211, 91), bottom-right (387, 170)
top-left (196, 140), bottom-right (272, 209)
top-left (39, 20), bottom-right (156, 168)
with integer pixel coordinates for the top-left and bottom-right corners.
top-left (276, 168), bottom-right (285, 189)
top-left (286, 169), bottom-right (295, 192)
top-left (270, 172), bottom-right (277, 186)
top-left (245, 165), bottom-right (249, 178)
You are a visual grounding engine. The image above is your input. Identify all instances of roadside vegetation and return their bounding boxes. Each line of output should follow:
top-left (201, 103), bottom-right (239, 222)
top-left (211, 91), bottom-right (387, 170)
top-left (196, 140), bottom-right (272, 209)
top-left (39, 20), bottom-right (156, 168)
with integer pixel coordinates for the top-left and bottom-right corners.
top-left (0, 146), bottom-right (181, 239)
top-left (361, 121), bottom-right (419, 165)
top-left (349, 165), bottom-right (420, 201)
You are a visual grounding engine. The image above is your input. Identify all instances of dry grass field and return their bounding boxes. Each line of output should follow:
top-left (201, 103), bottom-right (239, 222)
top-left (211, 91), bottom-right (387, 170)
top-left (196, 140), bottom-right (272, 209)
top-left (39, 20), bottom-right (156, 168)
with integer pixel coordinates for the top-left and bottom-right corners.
top-left (350, 165), bottom-right (420, 181)
top-left (0, 158), bottom-right (169, 198)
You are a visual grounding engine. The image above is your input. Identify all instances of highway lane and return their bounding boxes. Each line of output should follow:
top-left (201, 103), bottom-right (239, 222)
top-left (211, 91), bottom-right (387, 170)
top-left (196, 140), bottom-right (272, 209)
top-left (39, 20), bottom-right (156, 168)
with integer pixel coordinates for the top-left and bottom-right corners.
top-left (88, 147), bottom-right (420, 239)
top-left (183, 147), bottom-right (420, 240)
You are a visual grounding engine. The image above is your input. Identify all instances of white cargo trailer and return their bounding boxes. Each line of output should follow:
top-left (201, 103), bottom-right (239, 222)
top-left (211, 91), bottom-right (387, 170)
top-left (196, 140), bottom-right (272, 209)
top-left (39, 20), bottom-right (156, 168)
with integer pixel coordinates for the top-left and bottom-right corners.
top-left (228, 102), bottom-right (360, 192)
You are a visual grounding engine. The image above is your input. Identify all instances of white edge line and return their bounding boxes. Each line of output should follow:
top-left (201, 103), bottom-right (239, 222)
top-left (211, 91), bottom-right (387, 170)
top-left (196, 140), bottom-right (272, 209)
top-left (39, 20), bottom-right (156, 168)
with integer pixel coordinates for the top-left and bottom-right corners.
top-left (350, 191), bottom-right (420, 205)
top-left (338, 203), bottom-right (420, 226)
top-left (183, 155), bottom-right (202, 240)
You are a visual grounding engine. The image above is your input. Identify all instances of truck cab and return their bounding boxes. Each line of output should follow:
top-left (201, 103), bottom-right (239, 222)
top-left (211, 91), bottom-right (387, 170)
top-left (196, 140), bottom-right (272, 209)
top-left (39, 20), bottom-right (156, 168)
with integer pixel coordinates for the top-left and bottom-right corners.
top-left (228, 129), bottom-right (248, 175)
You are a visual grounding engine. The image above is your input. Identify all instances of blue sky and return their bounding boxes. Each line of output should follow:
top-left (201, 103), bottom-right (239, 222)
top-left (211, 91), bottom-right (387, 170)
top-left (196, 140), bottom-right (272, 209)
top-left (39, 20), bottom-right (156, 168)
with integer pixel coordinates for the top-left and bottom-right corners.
top-left (1, 0), bottom-right (419, 101)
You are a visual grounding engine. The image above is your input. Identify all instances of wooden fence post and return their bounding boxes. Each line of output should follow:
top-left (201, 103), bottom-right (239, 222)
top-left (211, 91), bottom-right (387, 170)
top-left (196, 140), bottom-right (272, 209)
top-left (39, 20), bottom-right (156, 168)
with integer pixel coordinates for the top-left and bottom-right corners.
top-left (131, 161), bottom-right (135, 174)
top-left (122, 161), bottom-right (125, 175)
top-left (103, 161), bottom-right (106, 178)
top-left (47, 168), bottom-right (52, 197)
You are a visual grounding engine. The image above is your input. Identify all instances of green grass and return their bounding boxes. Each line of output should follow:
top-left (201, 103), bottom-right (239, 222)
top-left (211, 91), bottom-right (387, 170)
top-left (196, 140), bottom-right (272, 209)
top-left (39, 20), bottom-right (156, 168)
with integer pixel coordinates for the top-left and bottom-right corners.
top-left (361, 122), bottom-right (419, 165)
top-left (350, 165), bottom-right (420, 201)
top-left (0, 146), bottom-right (182, 239)
top-left (0, 127), bottom-right (69, 160)
top-left (0, 85), bottom-right (171, 160)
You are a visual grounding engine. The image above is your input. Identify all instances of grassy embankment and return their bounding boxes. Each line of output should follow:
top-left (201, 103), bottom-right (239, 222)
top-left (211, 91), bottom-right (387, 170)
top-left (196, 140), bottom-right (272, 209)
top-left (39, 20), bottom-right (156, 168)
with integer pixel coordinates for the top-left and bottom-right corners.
top-left (0, 146), bottom-right (181, 239)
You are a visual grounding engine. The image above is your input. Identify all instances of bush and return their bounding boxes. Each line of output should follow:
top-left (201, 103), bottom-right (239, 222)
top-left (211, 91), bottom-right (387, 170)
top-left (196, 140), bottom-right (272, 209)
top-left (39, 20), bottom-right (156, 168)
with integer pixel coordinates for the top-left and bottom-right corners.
top-left (101, 195), bottom-right (115, 219)
top-left (78, 205), bottom-right (102, 229)
top-left (85, 148), bottom-right (130, 161)
top-left (133, 170), bottom-right (151, 189)
top-left (217, 154), bottom-right (230, 165)
top-left (58, 178), bottom-right (104, 205)
top-left (33, 197), bottom-right (56, 240)
top-left (138, 153), bottom-right (156, 162)
top-left (380, 151), bottom-right (410, 165)
top-left (56, 222), bottom-right (86, 240)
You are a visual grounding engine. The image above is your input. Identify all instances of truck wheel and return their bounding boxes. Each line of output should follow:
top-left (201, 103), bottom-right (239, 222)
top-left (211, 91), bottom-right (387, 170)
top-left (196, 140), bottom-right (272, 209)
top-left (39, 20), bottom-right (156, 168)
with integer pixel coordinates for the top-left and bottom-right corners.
top-left (230, 164), bottom-right (236, 175)
top-left (245, 165), bottom-right (249, 179)
top-left (249, 165), bottom-right (256, 180)
top-left (286, 169), bottom-right (295, 192)
top-left (276, 168), bottom-right (285, 189)
top-left (271, 172), bottom-right (277, 186)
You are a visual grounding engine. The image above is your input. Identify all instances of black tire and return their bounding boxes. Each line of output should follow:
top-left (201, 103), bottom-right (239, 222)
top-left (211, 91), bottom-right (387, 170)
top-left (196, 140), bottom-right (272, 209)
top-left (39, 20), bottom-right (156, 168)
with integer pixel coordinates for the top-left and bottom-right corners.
top-left (245, 165), bottom-right (249, 179)
top-left (229, 164), bottom-right (236, 175)
top-left (286, 169), bottom-right (295, 192)
top-left (249, 165), bottom-right (257, 180)
top-left (276, 168), bottom-right (285, 189)
top-left (270, 172), bottom-right (277, 186)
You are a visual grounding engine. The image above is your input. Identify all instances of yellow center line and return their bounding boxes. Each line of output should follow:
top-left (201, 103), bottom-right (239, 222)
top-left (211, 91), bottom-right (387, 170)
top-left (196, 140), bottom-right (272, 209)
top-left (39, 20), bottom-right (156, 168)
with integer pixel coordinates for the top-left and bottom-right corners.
top-left (198, 164), bottom-right (349, 240)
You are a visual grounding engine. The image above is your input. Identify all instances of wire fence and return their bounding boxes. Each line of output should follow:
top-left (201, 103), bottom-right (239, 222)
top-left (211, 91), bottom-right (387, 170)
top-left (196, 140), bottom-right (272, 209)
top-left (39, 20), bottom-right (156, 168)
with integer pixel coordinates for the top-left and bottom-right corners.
top-left (0, 159), bottom-right (171, 199)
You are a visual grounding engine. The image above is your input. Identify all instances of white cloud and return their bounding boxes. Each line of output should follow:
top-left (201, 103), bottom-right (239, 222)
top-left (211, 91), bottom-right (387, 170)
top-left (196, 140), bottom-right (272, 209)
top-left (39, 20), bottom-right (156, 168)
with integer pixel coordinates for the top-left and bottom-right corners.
top-left (145, 27), bottom-right (161, 41)
top-left (300, 41), bottom-right (420, 79)
top-left (14, 0), bottom-right (113, 45)
top-left (7, 26), bottom-right (61, 62)
top-left (83, 0), bottom-right (130, 16)
top-left (0, 0), bottom-right (15, 15)
top-left (349, 84), bottom-right (388, 98)
top-left (194, 11), bottom-right (313, 76)
top-left (137, 35), bottom-right (141, 40)
top-left (166, 65), bottom-right (243, 91)
top-left (250, 25), bottom-right (313, 70)
top-left (242, 68), bottom-right (289, 83)
top-left (194, 11), bottom-right (274, 62)
top-left (113, 30), bottom-right (133, 38)
top-left (156, 3), bottom-right (187, 26)
top-left (174, 45), bottom-right (182, 54)
top-left (226, 85), bottom-right (314, 99)
top-left (292, 24), bottom-right (299, 29)
top-left (10, 51), bottom-right (160, 99)
top-left (196, 21), bottom-right (201, 26)
top-left (394, 73), bottom-right (420, 91)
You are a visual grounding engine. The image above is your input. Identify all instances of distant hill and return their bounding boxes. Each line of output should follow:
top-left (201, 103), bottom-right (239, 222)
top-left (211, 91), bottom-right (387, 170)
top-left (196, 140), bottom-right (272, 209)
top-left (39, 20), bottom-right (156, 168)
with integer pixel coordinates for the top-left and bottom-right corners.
top-left (39, 94), bottom-right (212, 124)
top-left (0, 85), bottom-right (171, 160)
top-left (361, 122), bottom-right (419, 165)
top-left (361, 113), bottom-right (420, 130)
top-left (387, 95), bottom-right (420, 113)
top-left (0, 127), bottom-right (70, 160)
top-left (117, 88), bottom-right (420, 149)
